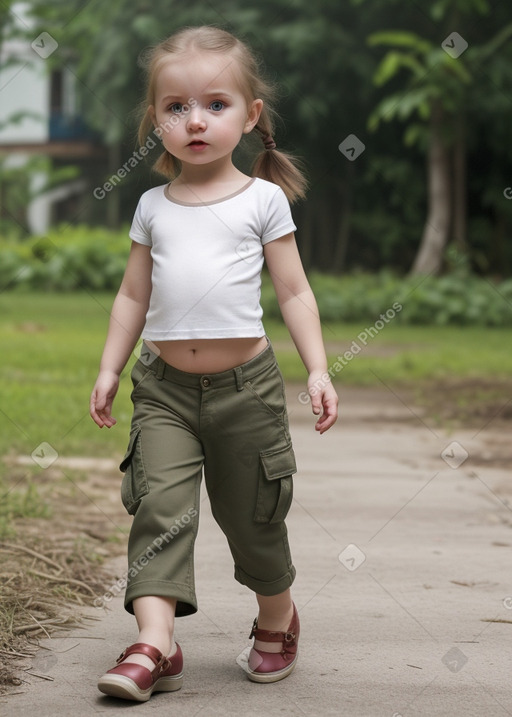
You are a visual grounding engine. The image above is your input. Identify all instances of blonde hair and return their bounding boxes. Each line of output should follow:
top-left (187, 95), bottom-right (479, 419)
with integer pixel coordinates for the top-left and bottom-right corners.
top-left (137, 26), bottom-right (307, 203)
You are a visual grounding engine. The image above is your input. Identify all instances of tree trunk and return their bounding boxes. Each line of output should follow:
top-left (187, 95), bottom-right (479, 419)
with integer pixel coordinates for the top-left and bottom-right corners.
top-left (106, 142), bottom-right (121, 228)
top-left (296, 201), bottom-right (313, 272)
top-left (491, 212), bottom-right (507, 278)
top-left (333, 178), bottom-right (352, 273)
top-left (452, 112), bottom-right (467, 252)
top-left (316, 194), bottom-right (336, 270)
top-left (410, 103), bottom-right (451, 275)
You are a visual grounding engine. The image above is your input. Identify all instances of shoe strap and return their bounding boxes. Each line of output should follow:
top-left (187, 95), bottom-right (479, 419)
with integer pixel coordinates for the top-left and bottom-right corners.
top-left (249, 618), bottom-right (297, 646)
top-left (116, 642), bottom-right (167, 669)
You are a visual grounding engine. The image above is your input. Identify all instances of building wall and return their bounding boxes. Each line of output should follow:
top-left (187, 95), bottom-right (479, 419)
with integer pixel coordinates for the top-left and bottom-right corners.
top-left (0, 0), bottom-right (51, 145)
top-left (0, 55), bottom-right (50, 144)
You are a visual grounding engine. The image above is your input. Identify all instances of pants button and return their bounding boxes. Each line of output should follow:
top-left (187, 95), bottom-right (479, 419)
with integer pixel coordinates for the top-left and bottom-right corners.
top-left (201, 377), bottom-right (211, 387)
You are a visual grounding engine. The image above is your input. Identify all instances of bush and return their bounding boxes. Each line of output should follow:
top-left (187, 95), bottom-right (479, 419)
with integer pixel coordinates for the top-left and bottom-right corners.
top-left (0, 225), bottom-right (130, 292)
top-left (1, 228), bottom-right (511, 325)
top-left (261, 271), bottom-right (512, 326)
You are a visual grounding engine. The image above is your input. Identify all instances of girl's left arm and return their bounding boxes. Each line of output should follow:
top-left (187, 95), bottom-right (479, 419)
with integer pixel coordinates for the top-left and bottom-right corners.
top-left (264, 233), bottom-right (338, 434)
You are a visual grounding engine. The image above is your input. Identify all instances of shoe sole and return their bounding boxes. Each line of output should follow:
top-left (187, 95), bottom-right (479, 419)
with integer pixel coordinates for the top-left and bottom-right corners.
top-left (98, 672), bottom-right (183, 701)
top-left (246, 655), bottom-right (298, 684)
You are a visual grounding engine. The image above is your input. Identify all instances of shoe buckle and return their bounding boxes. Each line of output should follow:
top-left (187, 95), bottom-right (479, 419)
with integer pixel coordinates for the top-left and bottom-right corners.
top-left (116, 650), bottom-right (126, 663)
top-left (159, 658), bottom-right (170, 673)
top-left (249, 617), bottom-right (258, 639)
top-left (284, 631), bottom-right (295, 643)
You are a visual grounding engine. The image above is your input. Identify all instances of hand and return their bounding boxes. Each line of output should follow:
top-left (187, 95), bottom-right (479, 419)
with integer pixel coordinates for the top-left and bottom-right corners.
top-left (90, 370), bottom-right (120, 428)
top-left (307, 371), bottom-right (339, 434)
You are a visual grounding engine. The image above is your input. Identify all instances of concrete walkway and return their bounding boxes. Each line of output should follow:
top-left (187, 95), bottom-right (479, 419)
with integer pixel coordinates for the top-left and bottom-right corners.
top-left (2, 387), bottom-right (512, 716)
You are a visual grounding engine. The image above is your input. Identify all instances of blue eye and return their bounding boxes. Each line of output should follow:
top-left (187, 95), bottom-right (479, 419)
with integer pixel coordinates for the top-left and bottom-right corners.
top-left (169, 103), bottom-right (184, 113)
top-left (210, 101), bottom-right (225, 112)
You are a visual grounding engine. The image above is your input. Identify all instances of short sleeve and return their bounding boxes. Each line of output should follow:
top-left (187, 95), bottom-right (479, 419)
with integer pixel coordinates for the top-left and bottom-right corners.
top-left (260, 187), bottom-right (297, 245)
top-left (129, 196), bottom-right (152, 246)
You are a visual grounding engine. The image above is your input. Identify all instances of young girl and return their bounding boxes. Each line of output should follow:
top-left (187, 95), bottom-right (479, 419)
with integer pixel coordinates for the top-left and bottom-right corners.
top-left (90, 25), bottom-right (338, 701)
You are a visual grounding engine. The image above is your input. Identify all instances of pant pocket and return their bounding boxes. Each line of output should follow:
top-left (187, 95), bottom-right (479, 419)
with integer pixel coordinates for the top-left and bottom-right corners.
top-left (130, 361), bottom-right (153, 401)
top-left (254, 443), bottom-right (296, 524)
top-left (119, 423), bottom-right (149, 515)
top-left (244, 363), bottom-right (287, 418)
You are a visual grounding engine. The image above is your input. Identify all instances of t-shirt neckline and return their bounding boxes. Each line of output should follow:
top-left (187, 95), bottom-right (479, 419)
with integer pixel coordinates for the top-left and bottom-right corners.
top-left (164, 177), bottom-right (256, 207)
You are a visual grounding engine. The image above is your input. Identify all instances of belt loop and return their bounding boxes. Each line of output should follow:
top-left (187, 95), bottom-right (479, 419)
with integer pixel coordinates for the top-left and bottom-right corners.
top-left (155, 357), bottom-right (165, 380)
top-left (234, 366), bottom-right (244, 391)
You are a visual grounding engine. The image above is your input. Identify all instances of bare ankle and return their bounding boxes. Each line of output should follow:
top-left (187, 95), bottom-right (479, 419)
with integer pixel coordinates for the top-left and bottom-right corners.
top-left (257, 606), bottom-right (293, 632)
top-left (137, 629), bottom-right (174, 656)
top-left (255, 593), bottom-right (294, 631)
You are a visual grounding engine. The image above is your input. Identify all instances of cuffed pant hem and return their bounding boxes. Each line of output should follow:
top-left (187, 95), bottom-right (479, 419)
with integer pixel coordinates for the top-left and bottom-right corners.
top-left (234, 564), bottom-right (296, 596)
top-left (124, 580), bottom-right (197, 617)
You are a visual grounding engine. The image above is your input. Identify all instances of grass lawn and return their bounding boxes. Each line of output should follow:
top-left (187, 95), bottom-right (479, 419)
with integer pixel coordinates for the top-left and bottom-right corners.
top-left (0, 291), bottom-right (511, 464)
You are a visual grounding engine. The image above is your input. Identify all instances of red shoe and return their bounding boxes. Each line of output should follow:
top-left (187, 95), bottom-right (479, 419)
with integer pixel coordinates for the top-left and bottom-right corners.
top-left (247, 603), bottom-right (299, 683)
top-left (98, 642), bottom-right (183, 701)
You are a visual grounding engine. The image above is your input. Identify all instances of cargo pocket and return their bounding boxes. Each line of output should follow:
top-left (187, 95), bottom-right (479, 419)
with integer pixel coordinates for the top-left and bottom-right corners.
top-left (254, 443), bottom-right (296, 524)
top-left (119, 424), bottom-right (149, 515)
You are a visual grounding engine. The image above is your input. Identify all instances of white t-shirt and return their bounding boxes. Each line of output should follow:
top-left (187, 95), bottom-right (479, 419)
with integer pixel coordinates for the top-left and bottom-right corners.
top-left (129, 177), bottom-right (297, 340)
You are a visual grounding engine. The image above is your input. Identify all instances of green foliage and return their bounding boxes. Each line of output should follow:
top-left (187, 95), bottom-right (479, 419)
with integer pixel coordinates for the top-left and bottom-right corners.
top-left (0, 226), bottom-right (130, 291)
top-left (368, 31), bottom-right (432, 55)
top-left (261, 271), bottom-right (512, 326)
top-left (367, 27), bottom-right (472, 134)
top-left (372, 51), bottom-right (425, 86)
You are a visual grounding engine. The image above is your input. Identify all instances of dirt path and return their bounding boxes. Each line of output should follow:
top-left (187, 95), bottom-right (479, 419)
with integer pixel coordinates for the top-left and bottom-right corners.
top-left (2, 385), bottom-right (511, 716)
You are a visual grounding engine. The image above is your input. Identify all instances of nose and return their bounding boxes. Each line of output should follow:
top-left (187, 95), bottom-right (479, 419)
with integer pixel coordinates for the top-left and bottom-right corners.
top-left (187, 106), bottom-right (206, 132)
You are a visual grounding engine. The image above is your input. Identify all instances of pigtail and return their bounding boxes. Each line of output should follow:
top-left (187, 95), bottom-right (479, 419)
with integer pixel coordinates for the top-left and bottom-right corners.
top-left (137, 105), bottom-right (181, 179)
top-left (153, 150), bottom-right (181, 179)
top-left (137, 106), bottom-right (154, 150)
top-left (251, 110), bottom-right (307, 205)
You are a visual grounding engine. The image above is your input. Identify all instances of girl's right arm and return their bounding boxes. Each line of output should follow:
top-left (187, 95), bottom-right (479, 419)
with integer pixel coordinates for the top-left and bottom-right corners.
top-left (89, 241), bottom-right (152, 428)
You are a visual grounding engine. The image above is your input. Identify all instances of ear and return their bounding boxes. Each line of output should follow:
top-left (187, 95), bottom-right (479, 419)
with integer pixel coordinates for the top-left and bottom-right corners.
top-left (243, 99), bottom-right (263, 134)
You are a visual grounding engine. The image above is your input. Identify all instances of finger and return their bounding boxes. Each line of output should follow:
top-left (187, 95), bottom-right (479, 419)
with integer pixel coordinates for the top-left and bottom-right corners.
top-left (313, 393), bottom-right (337, 417)
top-left (316, 415), bottom-right (337, 434)
top-left (90, 410), bottom-right (105, 428)
top-left (315, 402), bottom-right (338, 433)
top-left (89, 396), bottom-right (102, 426)
top-left (98, 403), bottom-right (117, 428)
top-left (310, 394), bottom-right (322, 415)
top-left (96, 413), bottom-right (117, 429)
top-left (90, 397), bottom-right (116, 429)
top-left (91, 407), bottom-right (107, 428)
top-left (103, 398), bottom-right (117, 423)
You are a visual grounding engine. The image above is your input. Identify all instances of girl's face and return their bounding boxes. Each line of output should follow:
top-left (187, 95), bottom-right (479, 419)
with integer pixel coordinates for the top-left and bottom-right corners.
top-left (150, 52), bottom-right (262, 170)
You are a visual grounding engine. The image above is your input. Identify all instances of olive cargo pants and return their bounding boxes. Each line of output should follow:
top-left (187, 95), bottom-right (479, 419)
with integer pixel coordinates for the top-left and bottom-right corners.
top-left (120, 339), bottom-right (297, 617)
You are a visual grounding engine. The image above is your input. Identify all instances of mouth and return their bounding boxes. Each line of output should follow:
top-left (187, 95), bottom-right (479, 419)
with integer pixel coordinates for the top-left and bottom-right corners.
top-left (188, 140), bottom-right (208, 147)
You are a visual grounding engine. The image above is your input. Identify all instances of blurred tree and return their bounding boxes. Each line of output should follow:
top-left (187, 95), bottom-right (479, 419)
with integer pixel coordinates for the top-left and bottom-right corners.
top-left (366, 0), bottom-right (512, 274)
top-left (0, 0), bottom-right (16, 42)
